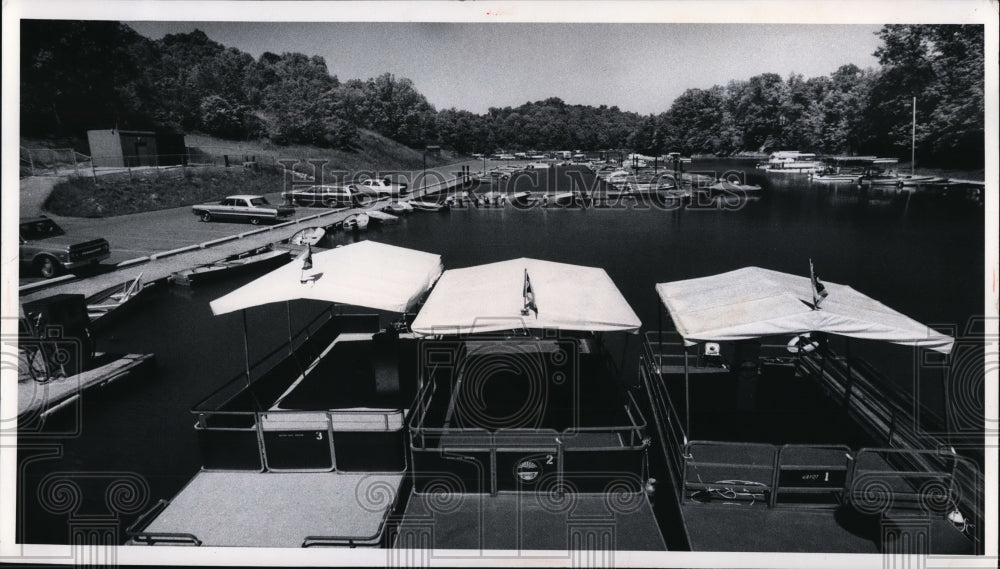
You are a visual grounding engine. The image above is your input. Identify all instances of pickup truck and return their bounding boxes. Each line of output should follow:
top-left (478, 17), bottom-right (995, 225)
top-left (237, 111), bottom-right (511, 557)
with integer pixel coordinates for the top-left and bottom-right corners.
top-left (20, 216), bottom-right (111, 278)
top-left (192, 195), bottom-right (295, 224)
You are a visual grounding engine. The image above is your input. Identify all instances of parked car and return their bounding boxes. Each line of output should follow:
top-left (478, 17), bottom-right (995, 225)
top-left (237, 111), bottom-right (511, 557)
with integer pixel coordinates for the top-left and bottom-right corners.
top-left (192, 195), bottom-right (295, 224)
top-left (353, 177), bottom-right (408, 197)
top-left (19, 216), bottom-right (111, 278)
top-left (281, 185), bottom-right (358, 208)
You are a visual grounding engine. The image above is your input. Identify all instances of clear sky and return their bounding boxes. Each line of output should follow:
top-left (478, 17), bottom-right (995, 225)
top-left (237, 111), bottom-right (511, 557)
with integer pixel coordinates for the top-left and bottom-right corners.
top-left (125, 21), bottom-right (883, 115)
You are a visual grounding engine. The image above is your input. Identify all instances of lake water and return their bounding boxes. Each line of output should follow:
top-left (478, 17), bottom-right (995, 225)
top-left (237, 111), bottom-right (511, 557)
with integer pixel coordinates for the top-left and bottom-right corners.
top-left (16, 160), bottom-right (986, 545)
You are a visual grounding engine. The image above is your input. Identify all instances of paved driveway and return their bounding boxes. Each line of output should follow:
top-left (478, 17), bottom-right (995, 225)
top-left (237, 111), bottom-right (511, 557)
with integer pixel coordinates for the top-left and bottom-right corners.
top-left (16, 158), bottom-right (489, 286)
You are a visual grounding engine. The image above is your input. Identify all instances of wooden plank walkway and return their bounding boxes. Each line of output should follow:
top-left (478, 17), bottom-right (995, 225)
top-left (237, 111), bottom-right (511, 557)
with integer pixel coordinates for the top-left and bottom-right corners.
top-left (19, 208), bottom-right (357, 305)
top-left (17, 353), bottom-right (155, 419)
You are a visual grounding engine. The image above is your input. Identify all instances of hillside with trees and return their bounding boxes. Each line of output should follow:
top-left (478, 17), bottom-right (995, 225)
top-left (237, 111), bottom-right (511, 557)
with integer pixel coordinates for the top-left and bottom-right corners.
top-left (21, 21), bottom-right (984, 167)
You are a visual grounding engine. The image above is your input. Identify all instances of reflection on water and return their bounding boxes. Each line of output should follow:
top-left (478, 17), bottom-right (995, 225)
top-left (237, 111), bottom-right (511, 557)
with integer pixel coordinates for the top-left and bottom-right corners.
top-left (17, 160), bottom-right (985, 544)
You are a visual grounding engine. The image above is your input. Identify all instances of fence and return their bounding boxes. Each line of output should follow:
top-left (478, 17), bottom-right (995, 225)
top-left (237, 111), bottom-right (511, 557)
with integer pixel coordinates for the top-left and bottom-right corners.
top-left (20, 147), bottom-right (92, 177)
top-left (19, 146), bottom-right (469, 194)
top-left (19, 146), bottom-right (287, 181)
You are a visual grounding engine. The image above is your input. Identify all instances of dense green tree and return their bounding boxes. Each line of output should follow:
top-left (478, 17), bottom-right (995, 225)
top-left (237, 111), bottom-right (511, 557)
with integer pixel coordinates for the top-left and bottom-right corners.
top-left (340, 74), bottom-right (437, 147)
top-left (20, 21), bottom-right (984, 166)
top-left (664, 87), bottom-right (728, 155)
top-left (21, 20), bottom-right (160, 136)
top-left (867, 24), bottom-right (984, 166)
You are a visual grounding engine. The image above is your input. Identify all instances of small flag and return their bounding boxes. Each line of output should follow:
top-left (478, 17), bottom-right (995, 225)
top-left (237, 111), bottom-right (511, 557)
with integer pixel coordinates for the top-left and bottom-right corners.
top-left (298, 244), bottom-right (313, 282)
top-left (810, 258), bottom-right (828, 309)
top-left (521, 268), bottom-right (538, 317)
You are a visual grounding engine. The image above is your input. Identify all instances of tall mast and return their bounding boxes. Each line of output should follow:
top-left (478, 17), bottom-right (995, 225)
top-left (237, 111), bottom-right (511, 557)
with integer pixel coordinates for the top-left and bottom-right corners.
top-left (911, 96), bottom-right (916, 177)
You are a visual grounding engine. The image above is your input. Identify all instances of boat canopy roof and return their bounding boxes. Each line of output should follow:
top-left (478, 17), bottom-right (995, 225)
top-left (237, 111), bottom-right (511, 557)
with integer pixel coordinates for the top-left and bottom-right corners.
top-left (655, 267), bottom-right (954, 354)
top-left (210, 240), bottom-right (443, 315)
top-left (410, 258), bottom-right (641, 335)
top-left (824, 155), bottom-right (880, 163)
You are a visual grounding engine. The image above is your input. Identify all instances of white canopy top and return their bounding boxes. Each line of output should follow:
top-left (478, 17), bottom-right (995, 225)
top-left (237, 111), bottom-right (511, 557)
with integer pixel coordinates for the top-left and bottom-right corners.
top-left (655, 267), bottom-right (954, 354)
top-left (410, 258), bottom-right (641, 335)
top-left (210, 240), bottom-right (442, 315)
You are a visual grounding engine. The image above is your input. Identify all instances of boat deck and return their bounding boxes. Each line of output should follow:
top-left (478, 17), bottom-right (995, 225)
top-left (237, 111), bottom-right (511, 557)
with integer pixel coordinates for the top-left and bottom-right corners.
top-left (681, 502), bottom-right (973, 553)
top-left (395, 492), bottom-right (667, 551)
top-left (134, 471), bottom-right (403, 547)
top-left (270, 333), bottom-right (416, 412)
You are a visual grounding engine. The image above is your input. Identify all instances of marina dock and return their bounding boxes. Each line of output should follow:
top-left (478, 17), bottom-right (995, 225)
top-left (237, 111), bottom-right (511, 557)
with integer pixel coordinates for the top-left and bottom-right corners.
top-left (19, 208), bottom-right (362, 305)
top-left (17, 352), bottom-right (155, 421)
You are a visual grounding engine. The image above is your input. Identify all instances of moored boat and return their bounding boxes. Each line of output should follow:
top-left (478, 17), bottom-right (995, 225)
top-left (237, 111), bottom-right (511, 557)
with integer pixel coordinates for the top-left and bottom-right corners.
top-left (810, 156), bottom-right (875, 183)
top-left (342, 212), bottom-right (370, 231)
top-left (548, 190), bottom-right (586, 207)
top-left (365, 209), bottom-right (399, 224)
top-left (812, 171), bottom-right (863, 183)
top-left (86, 273), bottom-right (159, 330)
top-left (475, 190), bottom-right (510, 206)
top-left (126, 240), bottom-right (444, 548)
top-left (706, 179), bottom-right (763, 193)
top-left (640, 266), bottom-right (981, 553)
top-left (382, 200), bottom-right (414, 214)
top-left (401, 258), bottom-right (668, 551)
top-left (168, 246), bottom-right (291, 287)
top-left (406, 199), bottom-right (449, 212)
top-left (761, 151), bottom-right (824, 173)
top-left (897, 174), bottom-right (948, 186)
top-left (860, 158), bottom-right (903, 186)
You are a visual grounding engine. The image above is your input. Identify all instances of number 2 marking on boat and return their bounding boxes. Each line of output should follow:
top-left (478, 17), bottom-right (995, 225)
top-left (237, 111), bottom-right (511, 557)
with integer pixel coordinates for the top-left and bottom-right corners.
top-left (546, 455), bottom-right (554, 465)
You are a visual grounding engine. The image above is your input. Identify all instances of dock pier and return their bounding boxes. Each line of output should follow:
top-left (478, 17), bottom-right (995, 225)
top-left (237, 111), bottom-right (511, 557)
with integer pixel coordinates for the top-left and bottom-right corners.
top-left (17, 353), bottom-right (156, 424)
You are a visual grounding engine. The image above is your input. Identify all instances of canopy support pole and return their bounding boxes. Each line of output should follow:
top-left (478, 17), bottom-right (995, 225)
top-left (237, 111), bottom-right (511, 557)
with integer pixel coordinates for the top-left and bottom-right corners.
top-left (620, 333), bottom-right (631, 383)
top-left (941, 350), bottom-right (954, 448)
top-left (818, 334), bottom-right (828, 387)
top-left (684, 344), bottom-right (691, 440)
top-left (286, 301), bottom-right (294, 355)
top-left (657, 304), bottom-right (663, 373)
top-left (242, 309), bottom-right (252, 389)
top-left (844, 338), bottom-right (854, 410)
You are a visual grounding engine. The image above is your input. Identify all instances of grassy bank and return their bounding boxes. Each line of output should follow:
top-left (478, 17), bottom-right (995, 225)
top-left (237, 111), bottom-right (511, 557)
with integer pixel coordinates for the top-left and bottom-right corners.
top-left (42, 128), bottom-right (468, 217)
top-left (44, 166), bottom-right (287, 217)
top-left (184, 129), bottom-right (457, 172)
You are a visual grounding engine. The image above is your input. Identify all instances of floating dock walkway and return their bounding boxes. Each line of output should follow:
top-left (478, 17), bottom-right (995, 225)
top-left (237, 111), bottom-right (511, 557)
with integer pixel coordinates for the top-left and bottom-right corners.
top-left (19, 208), bottom-right (361, 305)
top-left (17, 353), bottom-right (155, 422)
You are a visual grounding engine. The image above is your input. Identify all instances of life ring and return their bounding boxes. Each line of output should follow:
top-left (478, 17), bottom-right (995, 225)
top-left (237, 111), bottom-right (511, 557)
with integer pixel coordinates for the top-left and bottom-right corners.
top-left (787, 334), bottom-right (819, 354)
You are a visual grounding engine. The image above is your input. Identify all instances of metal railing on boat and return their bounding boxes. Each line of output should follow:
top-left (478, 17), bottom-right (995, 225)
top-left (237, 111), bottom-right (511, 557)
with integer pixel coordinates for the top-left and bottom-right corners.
top-left (190, 310), bottom-right (415, 474)
top-left (407, 374), bottom-right (651, 496)
top-left (638, 333), bottom-right (983, 553)
top-left (126, 499), bottom-right (203, 546)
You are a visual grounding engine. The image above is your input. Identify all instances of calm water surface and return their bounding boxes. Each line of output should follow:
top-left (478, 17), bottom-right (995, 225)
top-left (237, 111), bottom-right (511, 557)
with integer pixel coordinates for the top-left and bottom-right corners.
top-left (17, 161), bottom-right (986, 544)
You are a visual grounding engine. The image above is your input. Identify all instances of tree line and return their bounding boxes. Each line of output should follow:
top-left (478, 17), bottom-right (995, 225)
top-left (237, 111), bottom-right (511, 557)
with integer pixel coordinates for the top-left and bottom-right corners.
top-left (21, 22), bottom-right (984, 167)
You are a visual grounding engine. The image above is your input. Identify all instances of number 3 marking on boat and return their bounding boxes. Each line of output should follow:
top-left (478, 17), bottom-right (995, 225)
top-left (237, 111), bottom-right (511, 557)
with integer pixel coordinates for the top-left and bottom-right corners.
top-left (316, 432), bottom-right (323, 440)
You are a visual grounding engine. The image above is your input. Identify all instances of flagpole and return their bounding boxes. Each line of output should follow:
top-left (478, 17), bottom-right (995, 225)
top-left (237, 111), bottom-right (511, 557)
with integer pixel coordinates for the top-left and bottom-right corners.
top-left (299, 243), bottom-right (313, 283)
top-left (809, 258), bottom-right (817, 308)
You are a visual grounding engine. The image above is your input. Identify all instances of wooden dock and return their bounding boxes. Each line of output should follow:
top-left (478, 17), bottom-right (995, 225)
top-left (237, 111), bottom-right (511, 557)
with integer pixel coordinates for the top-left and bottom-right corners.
top-left (18, 352), bottom-right (155, 421)
top-left (18, 160), bottom-right (485, 305)
top-left (19, 208), bottom-right (358, 305)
